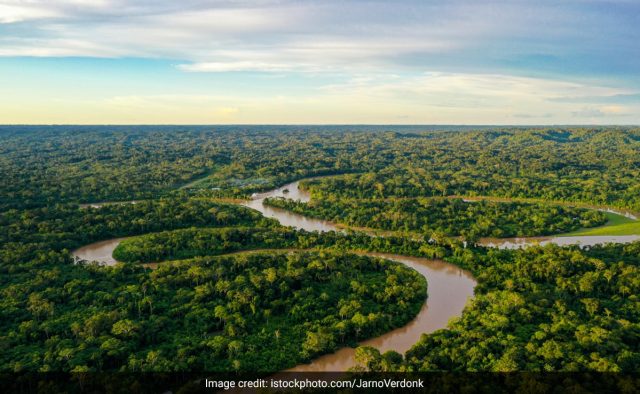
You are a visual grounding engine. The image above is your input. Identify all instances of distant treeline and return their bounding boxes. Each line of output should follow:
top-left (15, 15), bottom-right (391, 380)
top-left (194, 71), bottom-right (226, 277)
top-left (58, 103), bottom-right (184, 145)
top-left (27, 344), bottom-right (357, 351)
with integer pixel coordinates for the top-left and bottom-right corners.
top-left (2, 127), bottom-right (640, 211)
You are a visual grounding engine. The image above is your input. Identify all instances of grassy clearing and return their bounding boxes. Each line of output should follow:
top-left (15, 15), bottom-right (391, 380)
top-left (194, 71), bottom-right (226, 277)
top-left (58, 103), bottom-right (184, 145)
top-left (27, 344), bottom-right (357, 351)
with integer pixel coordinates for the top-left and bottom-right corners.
top-left (177, 174), bottom-right (211, 190)
top-left (602, 212), bottom-right (637, 226)
top-left (560, 212), bottom-right (640, 236)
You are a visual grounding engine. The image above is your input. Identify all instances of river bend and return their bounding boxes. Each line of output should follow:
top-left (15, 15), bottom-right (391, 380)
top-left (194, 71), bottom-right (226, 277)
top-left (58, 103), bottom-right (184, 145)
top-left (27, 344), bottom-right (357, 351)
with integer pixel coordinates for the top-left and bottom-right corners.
top-left (73, 179), bottom-right (639, 371)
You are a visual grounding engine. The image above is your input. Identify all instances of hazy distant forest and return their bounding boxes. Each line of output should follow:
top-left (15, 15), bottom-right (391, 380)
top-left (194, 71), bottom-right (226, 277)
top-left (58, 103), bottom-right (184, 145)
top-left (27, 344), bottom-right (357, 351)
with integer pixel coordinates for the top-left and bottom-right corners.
top-left (1, 126), bottom-right (639, 373)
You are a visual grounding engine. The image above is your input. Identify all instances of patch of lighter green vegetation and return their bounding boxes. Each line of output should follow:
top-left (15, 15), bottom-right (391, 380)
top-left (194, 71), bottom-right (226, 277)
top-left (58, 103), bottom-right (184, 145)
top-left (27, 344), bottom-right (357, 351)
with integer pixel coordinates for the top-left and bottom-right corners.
top-left (560, 212), bottom-right (640, 236)
top-left (178, 173), bottom-right (215, 189)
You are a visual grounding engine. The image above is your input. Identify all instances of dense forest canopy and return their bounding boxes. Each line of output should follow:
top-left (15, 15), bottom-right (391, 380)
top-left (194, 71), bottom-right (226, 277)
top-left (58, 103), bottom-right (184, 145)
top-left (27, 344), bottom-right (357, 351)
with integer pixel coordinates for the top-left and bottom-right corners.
top-left (394, 243), bottom-right (640, 372)
top-left (0, 196), bottom-right (430, 372)
top-left (0, 198), bottom-right (272, 250)
top-left (2, 126), bottom-right (640, 211)
top-left (355, 243), bottom-right (640, 372)
top-left (1, 125), bottom-right (640, 375)
top-left (264, 196), bottom-right (607, 239)
top-left (3, 248), bottom-right (425, 372)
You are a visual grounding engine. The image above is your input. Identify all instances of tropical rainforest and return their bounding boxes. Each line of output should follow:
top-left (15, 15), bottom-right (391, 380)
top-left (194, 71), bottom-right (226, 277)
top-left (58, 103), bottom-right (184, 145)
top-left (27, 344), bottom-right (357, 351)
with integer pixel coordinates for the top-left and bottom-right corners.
top-left (356, 242), bottom-right (640, 372)
top-left (3, 125), bottom-right (640, 211)
top-left (1, 125), bottom-right (639, 375)
top-left (264, 196), bottom-right (607, 239)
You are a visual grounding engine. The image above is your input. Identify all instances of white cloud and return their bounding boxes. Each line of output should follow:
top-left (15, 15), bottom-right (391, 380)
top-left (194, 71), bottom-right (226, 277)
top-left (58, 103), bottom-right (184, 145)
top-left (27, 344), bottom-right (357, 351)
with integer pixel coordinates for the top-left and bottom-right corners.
top-left (0, 3), bottom-right (59, 23)
top-left (320, 72), bottom-right (634, 107)
top-left (5, 73), bottom-right (634, 124)
top-left (0, 37), bottom-right (124, 57)
top-left (314, 72), bottom-right (639, 123)
top-left (572, 105), bottom-right (632, 119)
top-left (178, 61), bottom-right (295, 73)
top-left (1, 1), bottom-right (639, 124)
top-left (4, 0), bottom-right (635, 75)
top-left (0, 0), bottom-right (115, 23)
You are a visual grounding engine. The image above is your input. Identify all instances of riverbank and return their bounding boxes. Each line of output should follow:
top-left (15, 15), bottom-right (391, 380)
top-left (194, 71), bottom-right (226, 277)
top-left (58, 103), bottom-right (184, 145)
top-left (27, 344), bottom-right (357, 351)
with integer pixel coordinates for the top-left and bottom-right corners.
top-left (72, 178), bottom-right (477, 372)
top-left (560, 211), bottom-right (640, 236)
top-left (262, 181), bottom-right (640, 245)
top-left (71, 176), bottom-right (640, 371)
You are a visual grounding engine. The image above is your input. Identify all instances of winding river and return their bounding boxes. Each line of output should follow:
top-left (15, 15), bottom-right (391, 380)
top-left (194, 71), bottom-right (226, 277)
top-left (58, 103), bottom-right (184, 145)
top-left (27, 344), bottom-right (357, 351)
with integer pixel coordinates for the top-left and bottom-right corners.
top-left (72, 180), bottom-right (476, 371)
top-left (479, 234), bottom-right (640, 249)
top-left (71, 178), bottom-right (640, 371)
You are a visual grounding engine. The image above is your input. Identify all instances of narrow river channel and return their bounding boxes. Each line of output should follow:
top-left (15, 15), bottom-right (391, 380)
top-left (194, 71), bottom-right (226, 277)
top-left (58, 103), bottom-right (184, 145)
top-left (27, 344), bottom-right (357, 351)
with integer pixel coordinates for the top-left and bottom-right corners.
top-left (243, 181), bottom-right (476, 371)
top-left (71, 178), bottom-right (640, 371)
top-left (72, 180), bottom-right (476, 371)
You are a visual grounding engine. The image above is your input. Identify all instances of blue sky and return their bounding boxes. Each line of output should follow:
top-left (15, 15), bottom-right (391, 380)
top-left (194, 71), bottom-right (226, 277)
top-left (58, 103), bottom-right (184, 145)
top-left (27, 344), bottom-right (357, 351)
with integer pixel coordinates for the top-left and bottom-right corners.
top-left (0, 0), bottom-right (639, 124)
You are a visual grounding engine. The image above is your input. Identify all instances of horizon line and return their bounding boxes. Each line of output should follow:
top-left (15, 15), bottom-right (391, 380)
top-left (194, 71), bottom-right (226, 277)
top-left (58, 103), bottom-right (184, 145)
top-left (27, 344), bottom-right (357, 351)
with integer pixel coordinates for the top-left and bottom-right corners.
top-left (1, 123), bottom-right (639, 127)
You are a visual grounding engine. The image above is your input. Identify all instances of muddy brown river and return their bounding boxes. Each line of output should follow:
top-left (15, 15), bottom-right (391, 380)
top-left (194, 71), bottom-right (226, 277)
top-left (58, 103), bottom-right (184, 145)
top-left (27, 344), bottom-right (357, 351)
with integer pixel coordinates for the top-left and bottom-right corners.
top-left (480, 234), bottom-right (640, 249)
top-left (72, 180), bottom-right (477, 371)
top-left (72, 237), bottom-right (125, 265)
top-left (71, 178), bottom-right (639, 371)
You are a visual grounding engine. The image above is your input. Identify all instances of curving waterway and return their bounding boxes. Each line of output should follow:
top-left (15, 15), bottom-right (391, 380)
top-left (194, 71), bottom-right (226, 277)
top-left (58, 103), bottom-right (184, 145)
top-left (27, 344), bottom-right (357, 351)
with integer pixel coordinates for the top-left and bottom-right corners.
top-left (72, 237), bottom-right (126, 266)
top-left (72, 179), bottom-right (476, 371)
top-left (71, 178), bottom-right (640, 371)
top-left (479, 234), bottom-right (640, 249)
